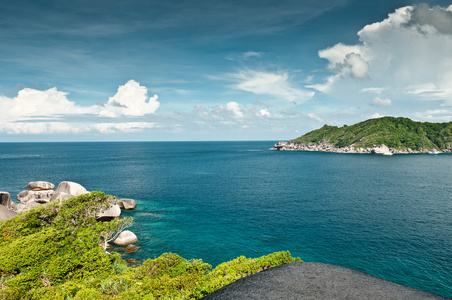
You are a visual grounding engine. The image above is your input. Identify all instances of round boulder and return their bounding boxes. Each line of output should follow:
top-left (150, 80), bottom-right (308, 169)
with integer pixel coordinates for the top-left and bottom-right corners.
top-left (113, 230), bottom-right (138, 246)
top-left (55, 181), bottom-right (88, 197)
top-left (117, 198), bottom-right (136, 210)
top-left (96, 204), bottom-right (121, 221)
top-left (27, 181), bottom-right (55, 191)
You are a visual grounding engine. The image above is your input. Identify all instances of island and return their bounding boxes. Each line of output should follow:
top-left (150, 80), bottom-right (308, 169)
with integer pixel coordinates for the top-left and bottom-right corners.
top-left (274, 117), bottom-right (452, 154)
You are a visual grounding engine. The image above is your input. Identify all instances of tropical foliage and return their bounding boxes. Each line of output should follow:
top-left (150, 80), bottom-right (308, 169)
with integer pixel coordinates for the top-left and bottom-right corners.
top-left (291, 117), bottom-right (452, 150)
top-left (0, 192), bottom-right (300, 299)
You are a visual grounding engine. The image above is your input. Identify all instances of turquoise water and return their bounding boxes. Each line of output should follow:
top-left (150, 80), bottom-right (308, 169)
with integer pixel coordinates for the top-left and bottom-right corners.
top-left (0, 141), bottom-right (451, 297)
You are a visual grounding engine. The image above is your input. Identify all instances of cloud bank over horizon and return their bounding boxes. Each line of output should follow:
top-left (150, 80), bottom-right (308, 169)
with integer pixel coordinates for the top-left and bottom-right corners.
top-left (1, 2), bottom-right (452, 140)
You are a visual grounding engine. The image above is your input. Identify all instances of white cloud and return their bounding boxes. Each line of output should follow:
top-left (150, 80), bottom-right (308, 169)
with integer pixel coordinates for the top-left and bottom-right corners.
top-left (0, 80), bottom-right (161, 135)
top-left (0, 87), bottom-right (90, 123)
top-left (90, 122), bottom-right (156, 134)
top-left (370, 97), bottom-right (392, 107)
top-left (314, 4), bottom-right (452, 114)
top-left (307, 113), bottom-right (323, 121)
top-left (99, 80), bottom-right (160, 117)
top-left (226, 101), bottom-right (244, 118)
top-left (230, 69), bottom-right (314, 102)
top-left (257, 108), bottom-right (271, 117)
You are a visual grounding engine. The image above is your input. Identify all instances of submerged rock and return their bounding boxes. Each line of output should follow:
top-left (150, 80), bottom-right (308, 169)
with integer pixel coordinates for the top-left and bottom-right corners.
top-left (0, 192), bottom-right (12, 209)
top-left (127, 259), bottom-right (139, 264)
top-left (114, 230), bottom-right (138, 246)
top-left (125, 244), bottom-right (139, 253)
top-left (117, 198), bottom-right (136, 210)
top-left (27, 181), bottom-right (55, 191)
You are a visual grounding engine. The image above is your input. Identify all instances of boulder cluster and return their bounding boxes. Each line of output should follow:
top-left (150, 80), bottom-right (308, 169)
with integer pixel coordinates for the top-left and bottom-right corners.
top-left (0, 181), bottom-right (138, 249)
top-left (273, 141), bottom-right (441, 154)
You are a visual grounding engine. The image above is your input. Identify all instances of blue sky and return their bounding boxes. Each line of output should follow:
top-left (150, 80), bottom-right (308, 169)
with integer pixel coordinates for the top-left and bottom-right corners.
top-left (1, 0), bottom-right (452, 141)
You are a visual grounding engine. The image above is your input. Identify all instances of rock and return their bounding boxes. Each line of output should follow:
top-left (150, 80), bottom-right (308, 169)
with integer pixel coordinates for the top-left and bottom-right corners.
top-left (27, 181), bottom-right (55, 191)
top-left (0, 205), bottom-right (17, 221)
top-left (54, 181), bottom-right (88, 197)
top-left (113, 230), bottom-right (138, 246)
top-left (16, 190), bottom-right (54, 203)
top-left (50, 192), bottom-right (74, 202)
top-left (372, 144), bottom-right (390, 154)
top-left (127, 259), bottom-right (139, 264)
top-left (0, 192), bottom-right (12, 209)
top-left (96, 204), bottom-right (121, 221)
top-left (13, 201), bottom-right (41, 213)
top-left (117, 198), bottom-right (136, 210)
top-left (125, 244), bottom-right (139, 253)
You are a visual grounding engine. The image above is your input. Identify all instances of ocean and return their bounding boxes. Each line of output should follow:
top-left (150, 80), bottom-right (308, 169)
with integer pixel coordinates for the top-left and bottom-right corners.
top-left (0, 141), bottom-right (451, 297)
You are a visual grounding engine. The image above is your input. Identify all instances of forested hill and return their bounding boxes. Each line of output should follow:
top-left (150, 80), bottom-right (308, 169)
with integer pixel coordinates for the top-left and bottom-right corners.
top-left (290, 117), bottom-right (452, 151)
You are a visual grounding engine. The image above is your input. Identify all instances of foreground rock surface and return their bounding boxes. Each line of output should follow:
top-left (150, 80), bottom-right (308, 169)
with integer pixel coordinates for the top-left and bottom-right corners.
top-left (27, 181), bottom-right (55, 191)
top-left (202, 262), bottom-right (446, 300)
top-left (117, 198), bottom-right (136, 210)
top-left (114, 230), bottom-right (138, 246)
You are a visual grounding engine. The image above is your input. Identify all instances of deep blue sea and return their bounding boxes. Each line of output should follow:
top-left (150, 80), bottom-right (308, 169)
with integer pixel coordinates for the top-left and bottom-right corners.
top-left (0, 141), bottom-right (451, 297)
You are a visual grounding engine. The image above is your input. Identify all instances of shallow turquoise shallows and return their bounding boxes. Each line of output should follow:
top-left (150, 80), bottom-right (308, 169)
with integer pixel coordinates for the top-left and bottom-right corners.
top-left (0, 141), bottom-right (451, 297)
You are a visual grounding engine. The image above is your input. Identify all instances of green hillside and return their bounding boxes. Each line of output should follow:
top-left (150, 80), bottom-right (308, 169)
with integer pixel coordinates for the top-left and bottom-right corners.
top-left (290, 117), bottom-right (452, 151)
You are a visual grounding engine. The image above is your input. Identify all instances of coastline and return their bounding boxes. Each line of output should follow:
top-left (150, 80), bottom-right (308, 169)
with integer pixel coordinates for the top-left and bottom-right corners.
top-left (273, 141), bottom-right (451, 154)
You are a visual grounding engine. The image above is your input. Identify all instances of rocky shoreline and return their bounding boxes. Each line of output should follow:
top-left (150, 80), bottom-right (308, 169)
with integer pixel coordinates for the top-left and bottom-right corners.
top-left (273, 141), bottom-right (451, 154)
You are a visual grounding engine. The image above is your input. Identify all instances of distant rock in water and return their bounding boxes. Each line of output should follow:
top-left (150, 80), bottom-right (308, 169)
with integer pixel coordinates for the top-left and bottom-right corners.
top-left (27, 181), bottom-right (55, 191)
top-left (117, 198), bottom-right (136, 210)
top-left (114, 230), bottom-right (138, 246)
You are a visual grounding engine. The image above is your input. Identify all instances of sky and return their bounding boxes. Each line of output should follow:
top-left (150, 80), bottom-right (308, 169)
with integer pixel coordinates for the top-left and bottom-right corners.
top-left (1, 0), bottom-right (452, 141)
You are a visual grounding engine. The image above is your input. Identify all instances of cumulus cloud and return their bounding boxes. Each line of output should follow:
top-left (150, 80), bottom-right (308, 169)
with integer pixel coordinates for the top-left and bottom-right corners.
top-left (257, 108), bottom-right (271, 117)
top-left (226, 101), bottom-right (244, 118)
top-left (230, 69), bottom-right (314, 102)
top-left (370, 97), bottom-right (392, 107)
top-left (0, 79), bottom-right (160, 134)
top-left (313, 4), bottom-right (452, 112)
top-left (0, 87), bottom-right (90, 123)
top-left (99, 80), bottom-right (160, 117)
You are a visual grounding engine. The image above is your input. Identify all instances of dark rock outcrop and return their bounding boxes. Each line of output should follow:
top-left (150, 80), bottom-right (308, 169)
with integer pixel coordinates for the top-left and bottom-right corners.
top-left (0, 192), bottom-right (12, 209)
top-left (202, 262), bottom-right (447, 300)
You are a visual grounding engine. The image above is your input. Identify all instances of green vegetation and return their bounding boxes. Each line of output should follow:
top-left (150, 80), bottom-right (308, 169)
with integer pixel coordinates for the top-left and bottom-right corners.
top-left (291, 117), bottom-right (452, 150)
top-left (0, 192), bottom-right (300, 299)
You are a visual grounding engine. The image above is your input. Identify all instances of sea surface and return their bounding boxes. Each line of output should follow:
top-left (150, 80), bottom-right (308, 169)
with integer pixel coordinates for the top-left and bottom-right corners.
top-left (0, 141), bottom-right (451, 297)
